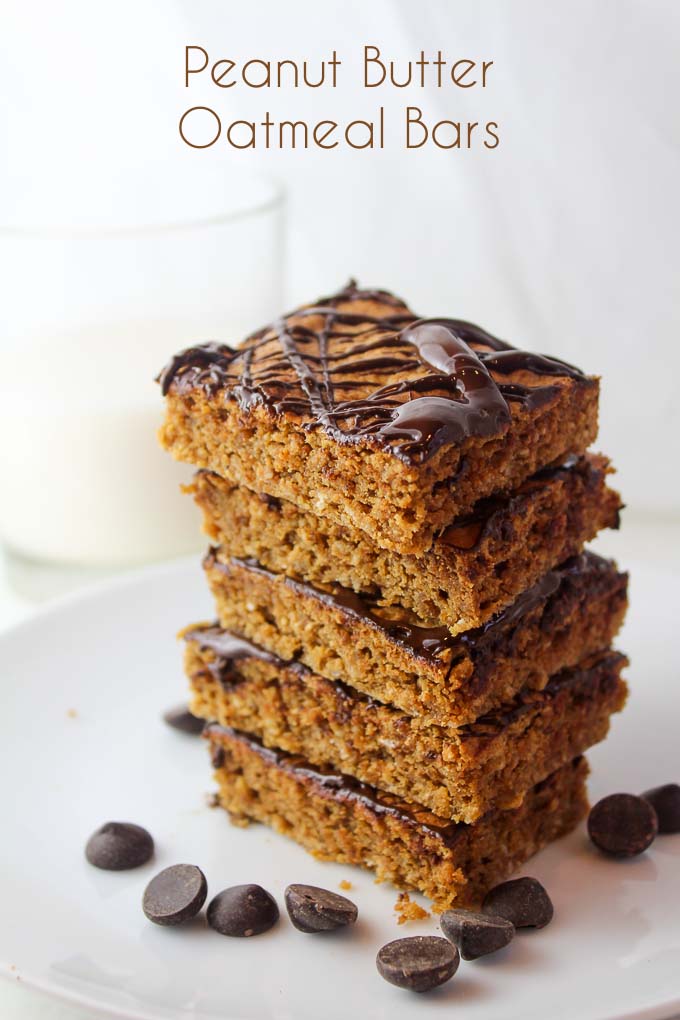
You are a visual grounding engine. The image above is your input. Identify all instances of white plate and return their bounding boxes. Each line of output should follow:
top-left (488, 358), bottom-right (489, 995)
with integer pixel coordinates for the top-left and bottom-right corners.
top-left (0, 555), bottom-right (678, 1020)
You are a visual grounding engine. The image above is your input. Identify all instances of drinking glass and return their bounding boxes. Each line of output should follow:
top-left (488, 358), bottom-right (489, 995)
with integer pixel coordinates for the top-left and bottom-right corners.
top-left (0, 163), bottom-right (284, 569)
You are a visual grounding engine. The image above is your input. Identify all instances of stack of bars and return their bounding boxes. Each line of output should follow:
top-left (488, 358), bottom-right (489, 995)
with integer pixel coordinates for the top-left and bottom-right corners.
top-left (158, 282), bottom-right (629, 910)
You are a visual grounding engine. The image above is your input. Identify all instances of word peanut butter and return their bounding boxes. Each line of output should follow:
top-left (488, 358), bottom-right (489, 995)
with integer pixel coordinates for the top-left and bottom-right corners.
top-left (180, 44), bottom-right (500, 152)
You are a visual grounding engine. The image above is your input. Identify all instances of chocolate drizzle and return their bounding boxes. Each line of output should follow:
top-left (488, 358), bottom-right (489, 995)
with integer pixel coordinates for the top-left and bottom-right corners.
top-left (183, 625), bottom-right (283, 687)
top-left (205, 724), bottom-right (466, 846)
top-left (187, 623), bottom-right (315, 690)
top-left (184, 626), bottom-right (279, 665)
top-left (159, 281), bottom-right (590, 465)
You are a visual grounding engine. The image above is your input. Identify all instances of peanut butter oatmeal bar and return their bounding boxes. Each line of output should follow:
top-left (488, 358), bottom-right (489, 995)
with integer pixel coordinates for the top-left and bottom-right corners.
top-left (185, 627), bottom-right (626, 822)
top-left (192, 453), bottom-right (620, 635)
top-left (205, 728), bottom-right (589, 910)
top-left (202, 550), bottom-right (628, 726)
top-left (159, 281), bottom-right (599, 554)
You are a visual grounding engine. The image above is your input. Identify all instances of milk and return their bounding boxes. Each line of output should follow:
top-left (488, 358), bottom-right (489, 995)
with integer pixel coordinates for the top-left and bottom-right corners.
top-left (0, 322), bottom-right (210, 566)
top-left (0, 160), bottom-right (283, 566)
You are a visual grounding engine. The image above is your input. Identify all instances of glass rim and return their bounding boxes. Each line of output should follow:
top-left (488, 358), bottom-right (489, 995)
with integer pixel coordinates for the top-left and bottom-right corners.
top-left (0, 174), bottom-right (285, 240)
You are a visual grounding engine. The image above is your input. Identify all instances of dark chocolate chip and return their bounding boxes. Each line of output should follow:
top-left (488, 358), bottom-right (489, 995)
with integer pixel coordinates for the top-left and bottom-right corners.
top-left (211, 744), bottom-right (226, 769)
top-left (440, 908), bottom-right (515, 960)
top-left (284, 883), bottom-right (358, 933)
top-left (142, 864), bottom-right (207, 926)
top-left (163, 705), bottom-right (205, 735)
top-left (207, 884), bottom-right (279, 937)
top-left (642, 783), bottom-right (680, 834)
top-left (376, 936), bottom-right (459, 992)
top-left (85, 822), bottom-right (154, 871)
top-left (588, 793), bottom-right (658, 856)
top-left (482, 877), bottom-right (553, 929)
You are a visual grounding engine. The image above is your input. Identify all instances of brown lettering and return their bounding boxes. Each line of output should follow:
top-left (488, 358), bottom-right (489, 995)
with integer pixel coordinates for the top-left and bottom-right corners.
top-left (185, 46), bottom-right (208, 87)
top-left (178, 107), bottom-right (221, 148)
top-left (406, 106), bottom-right (428, 148)
top-left (211, 59), bottom-right (236, 87)
top-left (451, 59), bottom-right (476, 87)
top-left (313, 120), bottom-right (339, 148)
top-left (364, 45), bottom-right (386, 87)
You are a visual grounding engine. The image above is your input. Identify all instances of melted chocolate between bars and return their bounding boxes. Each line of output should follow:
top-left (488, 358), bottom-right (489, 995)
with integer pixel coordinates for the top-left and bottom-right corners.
top-left (206, 549), bottom-right (619, 669)
top-left (205, 723), bottom-right (467, 847)
top-left (206, 724), bottom-right (588, 848)
top-left (184, 625), bottom-right (305, 688)
top-left (439, 453), bottom-right (601, 551)
top-left (187, 623), bottom-right (626, 740)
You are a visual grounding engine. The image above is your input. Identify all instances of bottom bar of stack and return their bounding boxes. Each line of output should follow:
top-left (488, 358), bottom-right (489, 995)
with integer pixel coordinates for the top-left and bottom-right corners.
top-left (206, 726), bottom-right (589, 911)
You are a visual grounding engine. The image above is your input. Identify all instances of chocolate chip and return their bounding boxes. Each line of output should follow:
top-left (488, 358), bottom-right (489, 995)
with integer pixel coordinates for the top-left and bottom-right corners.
top-left (588, 793), bottom-right (658, 856)
top-left (483, 877), bottom-right (553, 929)
top-left (642, 783), bottom-right (680, 834)
top-left (284, 883), bottom-right (358, 932)
top-left (85, 822), bottom-right (154, 871)
top-left (163, 705), bottom-right (205, 735)
top-left (142, 864), bottom-right (207, 926)
top-left (207, 884), bottom-right (279, 937)
top-left (376, 936), bottom-right (459, 992)
top-left (440, 908), bottom-right (514, 960)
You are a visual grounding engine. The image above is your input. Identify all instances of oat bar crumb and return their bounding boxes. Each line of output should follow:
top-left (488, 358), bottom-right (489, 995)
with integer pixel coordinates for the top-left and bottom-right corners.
top-left (395, 892), bottom-right (431, 924)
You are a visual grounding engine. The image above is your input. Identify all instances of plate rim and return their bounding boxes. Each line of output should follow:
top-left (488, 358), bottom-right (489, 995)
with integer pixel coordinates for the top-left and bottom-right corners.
top-left (1, 557), bottom-right (679, 1020)
top-left (0, 553), bottom-right (198, 643)
top-left (2, 917), bottom-right (679, 1020)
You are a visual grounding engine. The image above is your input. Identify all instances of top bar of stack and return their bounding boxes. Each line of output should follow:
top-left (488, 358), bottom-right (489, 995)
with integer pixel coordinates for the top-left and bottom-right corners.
top-left (159, 280), bottom-right (599, 554)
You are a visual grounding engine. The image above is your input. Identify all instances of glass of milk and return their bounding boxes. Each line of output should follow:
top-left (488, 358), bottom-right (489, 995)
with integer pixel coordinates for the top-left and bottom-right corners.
top-left (0, 160), bottom-right (284, 568)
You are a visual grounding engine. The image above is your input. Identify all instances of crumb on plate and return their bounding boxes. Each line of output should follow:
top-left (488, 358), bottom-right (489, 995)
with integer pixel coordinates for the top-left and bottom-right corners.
top-left (394, 891), bottom-right (430, 924)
